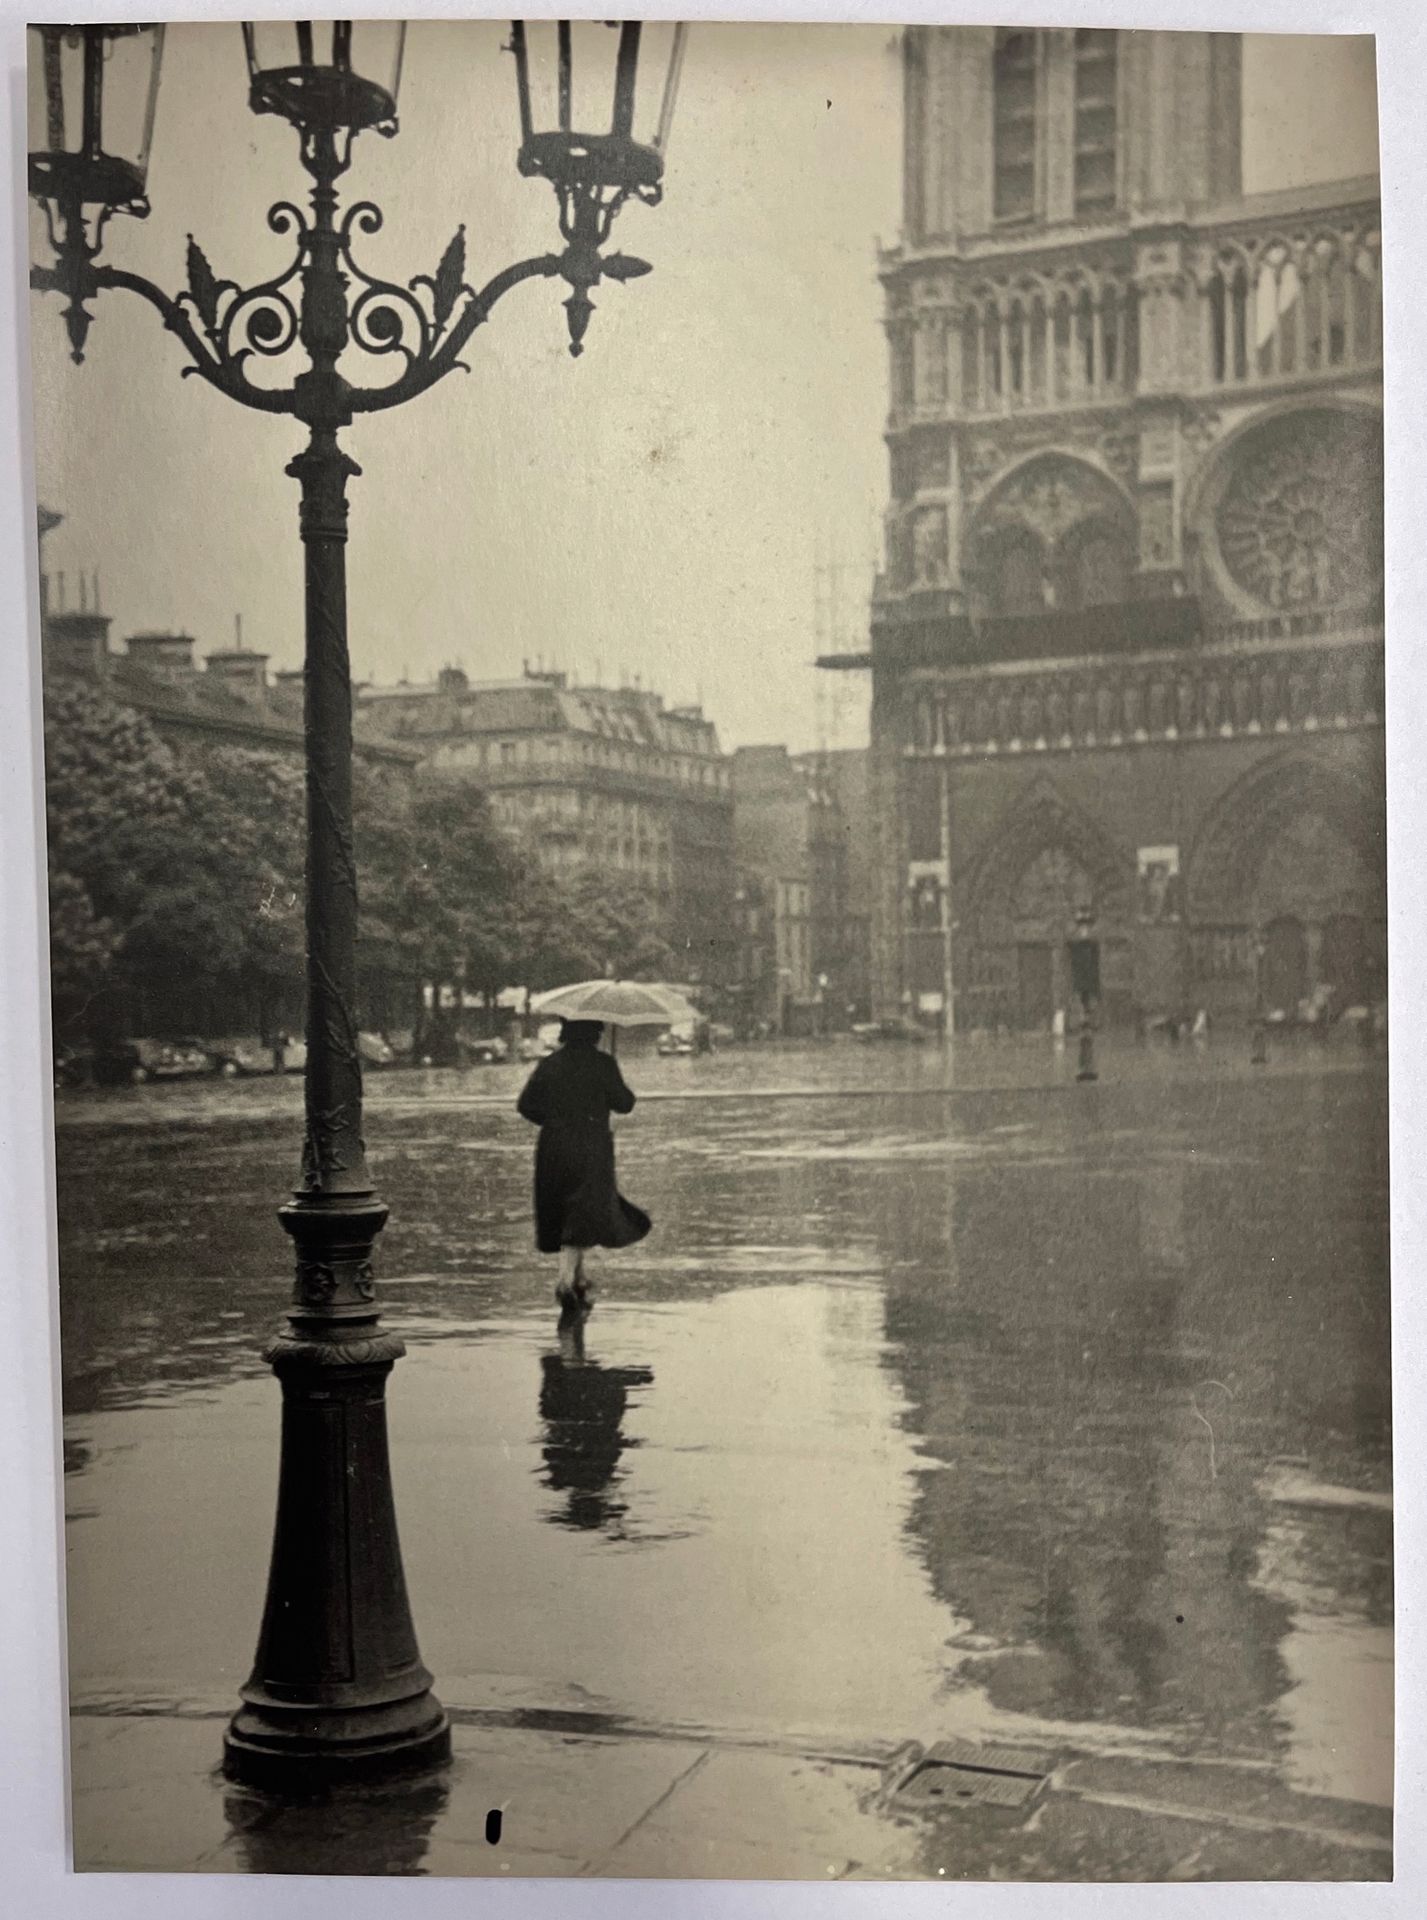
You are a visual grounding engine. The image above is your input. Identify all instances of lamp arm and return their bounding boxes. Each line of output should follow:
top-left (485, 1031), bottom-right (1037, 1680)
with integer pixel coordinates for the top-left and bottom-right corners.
top-left (30, 255), bottom-right (299, 415)
top-left (96, 265), bottom-right (300, 415)
top-left (348, 252), bottom-right (562, 416)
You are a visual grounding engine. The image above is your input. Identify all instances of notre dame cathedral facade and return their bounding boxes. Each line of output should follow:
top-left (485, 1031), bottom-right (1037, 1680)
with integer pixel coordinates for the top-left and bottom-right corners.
top-left (834, 27), bottom-right (1383, 1031)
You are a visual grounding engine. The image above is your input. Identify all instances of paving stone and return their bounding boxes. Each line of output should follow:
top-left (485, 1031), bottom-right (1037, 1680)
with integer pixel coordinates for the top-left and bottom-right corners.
top-left (594, 1746), bottom-right (920, 1880)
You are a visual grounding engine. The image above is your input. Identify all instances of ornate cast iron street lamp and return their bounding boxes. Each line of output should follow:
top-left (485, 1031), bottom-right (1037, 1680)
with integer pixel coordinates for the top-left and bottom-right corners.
top-left (29, 17), bottom-right (687, 1790)
top-left (1250, 927), bottom-right (1269, 1065)
top-left (1068, 906), bottom-right (1100, 1082)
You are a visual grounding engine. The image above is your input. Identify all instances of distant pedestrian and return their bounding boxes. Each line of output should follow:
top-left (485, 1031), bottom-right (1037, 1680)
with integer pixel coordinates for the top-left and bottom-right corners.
top-left (517, 1018), bottom-right (651, 1319)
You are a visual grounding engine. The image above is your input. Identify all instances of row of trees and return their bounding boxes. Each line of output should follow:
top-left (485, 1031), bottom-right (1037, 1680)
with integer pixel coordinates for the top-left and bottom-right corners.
top-left (45, 679), bottom-right (677, 1049)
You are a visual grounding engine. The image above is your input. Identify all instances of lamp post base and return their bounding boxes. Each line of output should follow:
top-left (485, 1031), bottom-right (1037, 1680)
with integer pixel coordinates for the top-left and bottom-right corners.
top-left (226, 1194), bottom-right (450, 1793)
top-left (224, 1692), bottom-right (451, 1791)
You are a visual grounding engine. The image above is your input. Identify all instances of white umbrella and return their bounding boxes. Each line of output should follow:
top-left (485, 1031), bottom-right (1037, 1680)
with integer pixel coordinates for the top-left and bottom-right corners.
top-left (531, 978), bottom-right (700, 1032)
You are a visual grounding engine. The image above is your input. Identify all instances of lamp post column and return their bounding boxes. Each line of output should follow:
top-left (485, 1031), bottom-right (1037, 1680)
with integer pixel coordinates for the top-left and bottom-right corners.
top-left (1069, 913), bottom-right (1100, 1083)
top-left (1250, 931), bottom-right (1269, 1066)
top-left (224, 422), bottom-right (450, 1789)
top-left (224, 158), bottom-right (449, 1783)
top-left (1077, 993), bottom-right (1098, 1082)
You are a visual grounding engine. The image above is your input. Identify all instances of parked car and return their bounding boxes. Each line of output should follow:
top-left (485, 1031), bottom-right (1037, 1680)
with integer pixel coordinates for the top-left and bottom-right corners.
top-left (210, 1036), bottom-right (281, 1076)
top-left (130, 1036), bottom-right (222, 1082)
top-left (850, 1017), bottom-right (929, 1045)
top-left (86, 1039), bottom-right (142, 1086)
top-left (517, 1022), bottom-right (561, 1062)
top-left (357, 1031), bottom-right (396, 1068)
top-left (657, 1027), bottom-right (695, 1057)
top-left (53, 1043), bottom-right (96, 1089)
top-left (460, 1034), bottom-right (509, 1066)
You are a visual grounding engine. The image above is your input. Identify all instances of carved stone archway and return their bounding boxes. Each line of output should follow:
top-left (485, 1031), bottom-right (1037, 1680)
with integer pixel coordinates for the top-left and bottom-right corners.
top-left (966, 453), bottom-right (1137, 619)
top-left (1184, 751), bottom-right (1385, 1013)
top-left (959, 780), bottom-right (1134, 1029)
top-left (1184, 751), bottom-right (1384, 926)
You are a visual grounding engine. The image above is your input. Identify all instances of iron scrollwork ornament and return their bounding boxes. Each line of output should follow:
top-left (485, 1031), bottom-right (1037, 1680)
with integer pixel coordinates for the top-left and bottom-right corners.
top-left (182, 205), bottom-right (306, 377)
top-left (38, 173), bottom-right (656, 408)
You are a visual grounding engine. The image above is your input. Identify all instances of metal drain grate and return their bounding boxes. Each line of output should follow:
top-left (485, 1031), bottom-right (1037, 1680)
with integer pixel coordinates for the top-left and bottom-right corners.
top-left (892, 1740), bottom-right (1054, 1812)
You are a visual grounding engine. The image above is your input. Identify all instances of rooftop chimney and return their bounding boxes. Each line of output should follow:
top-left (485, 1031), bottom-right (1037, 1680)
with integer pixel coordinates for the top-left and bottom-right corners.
top-left (44, 609), bottom-right (112, 676)
top-left (205, 646), bottom-right (269, 702)
top-left (126, 632), bottom-right (197, 683)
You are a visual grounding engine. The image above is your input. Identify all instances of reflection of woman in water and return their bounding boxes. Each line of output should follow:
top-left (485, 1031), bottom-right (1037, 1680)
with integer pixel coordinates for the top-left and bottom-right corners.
top-left (539, 1318), bottom-right (654, 1533)
top-left (516, 1019), bottom-right (651, 1319)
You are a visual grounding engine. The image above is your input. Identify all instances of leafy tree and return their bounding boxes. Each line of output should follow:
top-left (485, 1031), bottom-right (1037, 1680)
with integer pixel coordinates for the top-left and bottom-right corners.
top-left (46, 683), bottom-right (307, 1040)
top-left (355, 769), bottom-right (521, 1046)
top-left (43, 677), bottom-right (683, 1055)
top-left (517, 865), bottom-right (677, 990)
top-left (47, 869), bottom-right (117, 1037)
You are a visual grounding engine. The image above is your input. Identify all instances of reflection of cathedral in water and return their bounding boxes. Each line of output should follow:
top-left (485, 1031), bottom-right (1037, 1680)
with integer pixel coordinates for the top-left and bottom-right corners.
top-left (538, 1325), bottom-right (654, 1536)
top-left (873, 1096), bottom-right (1389, 1755)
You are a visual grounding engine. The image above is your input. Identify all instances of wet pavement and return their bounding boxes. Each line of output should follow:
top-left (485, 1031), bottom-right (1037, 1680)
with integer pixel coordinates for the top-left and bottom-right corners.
top-left (54, 1035), bottom-right (1392, 1876)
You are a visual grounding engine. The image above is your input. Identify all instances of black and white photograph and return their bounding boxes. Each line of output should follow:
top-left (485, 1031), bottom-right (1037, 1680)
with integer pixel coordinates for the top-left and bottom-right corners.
top-left (14, 8), bottom-right (1393, 1890)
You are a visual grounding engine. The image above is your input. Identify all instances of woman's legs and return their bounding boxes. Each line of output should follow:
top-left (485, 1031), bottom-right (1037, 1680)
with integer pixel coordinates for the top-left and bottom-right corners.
top-left (557, 1243), bottom-right (593, 1318)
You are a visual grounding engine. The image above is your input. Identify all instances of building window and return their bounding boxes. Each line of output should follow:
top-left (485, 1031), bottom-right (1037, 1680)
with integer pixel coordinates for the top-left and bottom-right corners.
top-left (891, 327), bottom-right (915, 411)
top-left (993, 30), bottom-right (1039, 225)
top-left (907, 762), bottom-right (942, 862)
top-left (1073, 29), bottom-right (1118, 218)
top-left (916, 320), bottom-right (948, 407)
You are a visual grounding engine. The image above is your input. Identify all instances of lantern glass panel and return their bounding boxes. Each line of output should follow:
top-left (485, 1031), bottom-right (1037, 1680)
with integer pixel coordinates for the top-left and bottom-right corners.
top-left (27, 24), bottom-right (165, 208)
top-left (517, 20), bottom-right (684, 153)
top-left (243, 20), bottom-right (406, 107)
top-left (26, 28), bottom-right (79, 158)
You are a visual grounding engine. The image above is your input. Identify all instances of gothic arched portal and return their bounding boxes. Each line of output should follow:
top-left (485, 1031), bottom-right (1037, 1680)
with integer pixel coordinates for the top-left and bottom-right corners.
top-left (1186, 751), bottom-right (1386, 1015)
top-left (961, 781), bottom-right (1133, 1030)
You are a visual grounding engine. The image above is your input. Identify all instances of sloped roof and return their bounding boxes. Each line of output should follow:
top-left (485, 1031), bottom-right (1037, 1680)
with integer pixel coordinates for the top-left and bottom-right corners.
top-left (62, 655), bottom-right (416, 766)
top-left (361, 675), bottom-right (724, 757)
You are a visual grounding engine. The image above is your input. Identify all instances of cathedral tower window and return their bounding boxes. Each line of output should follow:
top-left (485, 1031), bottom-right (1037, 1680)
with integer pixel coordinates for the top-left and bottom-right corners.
top-left (993, 30), bottom-right (1039, 224)
top-left (1073, 29), bottom-right (1119, 218)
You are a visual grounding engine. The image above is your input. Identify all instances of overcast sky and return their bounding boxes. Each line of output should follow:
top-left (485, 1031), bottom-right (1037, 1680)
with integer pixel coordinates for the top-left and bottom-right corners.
top-left (30, 24), bottom-right (1379, 753)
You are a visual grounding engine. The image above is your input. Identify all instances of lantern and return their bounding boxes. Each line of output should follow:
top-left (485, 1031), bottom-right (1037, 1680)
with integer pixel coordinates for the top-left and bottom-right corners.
top-left (509, 20), bottom-right (687, 202)
top-left (242, 21), bottom-right (408, 136)
top-left (27, 24), bottom-right (166, 217)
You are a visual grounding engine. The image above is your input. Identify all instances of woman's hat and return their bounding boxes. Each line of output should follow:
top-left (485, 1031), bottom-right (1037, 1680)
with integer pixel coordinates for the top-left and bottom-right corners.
top-left (558, 1019), bottom-right (604, 1046)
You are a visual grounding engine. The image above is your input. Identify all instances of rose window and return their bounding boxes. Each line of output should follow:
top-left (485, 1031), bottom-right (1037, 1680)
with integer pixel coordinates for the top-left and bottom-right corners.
top-left (1215, 410), bottom-right (1382, 611)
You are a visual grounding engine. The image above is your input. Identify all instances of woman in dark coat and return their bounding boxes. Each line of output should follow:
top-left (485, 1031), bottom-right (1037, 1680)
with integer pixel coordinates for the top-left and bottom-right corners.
top-left (517, 1019), bottom-right (651, 1313)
